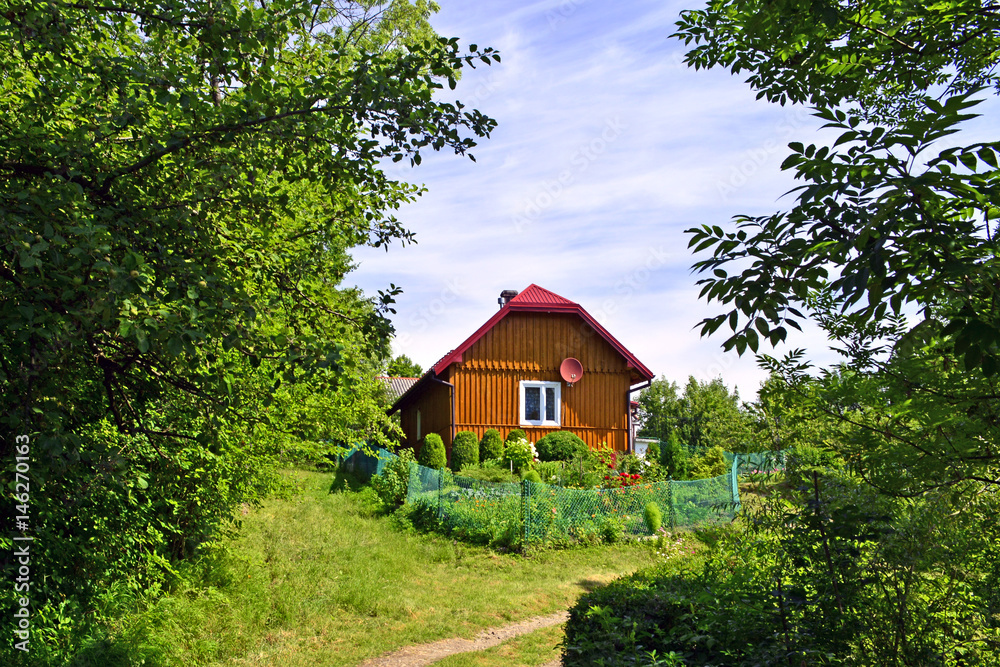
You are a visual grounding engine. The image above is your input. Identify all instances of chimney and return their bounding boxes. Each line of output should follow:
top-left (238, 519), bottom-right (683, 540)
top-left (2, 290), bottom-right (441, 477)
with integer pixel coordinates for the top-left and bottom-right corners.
top-left (498, 289), bottom-right (519, 308)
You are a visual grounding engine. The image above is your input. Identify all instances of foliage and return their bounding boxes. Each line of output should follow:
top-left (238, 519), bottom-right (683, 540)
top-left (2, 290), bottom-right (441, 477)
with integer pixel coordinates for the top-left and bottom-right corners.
top-left (676, 0), bottom-right (1000, 381)
top-left (658, 430), bottom-right (689, 479)
top-left (0, 0), bottom-right (498, 652)
top-left (532, 460), bottom-right (564, 485)
top-left (566, 474), bottom-right (1000, 665)
top-left (386, 354), bottom-right (423, 377)
top-left (599, 515), bottom-right (626, 545)
top-left (522, 469), bottom-right (541, 484)
top-left (534, 430), bottom-right (589, 462)
top-left (370, 448), bottom-right (414, 508)
top-left (449, 462), bottom-right (519, 485)
top-left (643, 502), bottom-right (662, 534)
top-left (503, 437), bottom-right (534, 473)
top-left (449, 430), bottom-right (479, 472)
top-left (505, 428), bottom-right (527, 443)
top-left (417, 434), bottom-right (446, 470)
top-left (687, 446), bottom-right (728, 480)
top-left (479, 428), bottom-right (504, 462)
top-left (617, 453), bottom-right (644, 475)
top-left (643, 440), bottom-right (660, 464)
top-left (637, 376), bottom-right (750, 452)
top-left (602, 472), bottom-right (643, 489)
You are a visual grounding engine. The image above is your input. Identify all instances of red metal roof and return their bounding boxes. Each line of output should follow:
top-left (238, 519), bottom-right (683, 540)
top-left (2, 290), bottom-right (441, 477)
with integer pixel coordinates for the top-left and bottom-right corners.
top-left (509, 285), bottom-right (578, 307)
top-left (430, 284), bottom-right (654, 383)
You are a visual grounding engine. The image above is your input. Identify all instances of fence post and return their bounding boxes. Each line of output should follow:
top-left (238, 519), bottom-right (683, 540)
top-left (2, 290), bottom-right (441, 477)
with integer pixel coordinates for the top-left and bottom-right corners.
top-left (668, 477), bottom-right (676, 531)
top-left (521, 479), bottom-right (529, 546)
top-left (438, 467), bottom-right (443, 520)
top-left (731, 455), bottom-right (741, 514)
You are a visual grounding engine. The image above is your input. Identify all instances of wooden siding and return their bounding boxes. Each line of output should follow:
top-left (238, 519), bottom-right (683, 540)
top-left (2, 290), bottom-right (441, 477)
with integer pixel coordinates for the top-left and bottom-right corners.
top-left (399, 379), bottom-right (452, 453)
top-left (450, 311), bottom-right (632, 451)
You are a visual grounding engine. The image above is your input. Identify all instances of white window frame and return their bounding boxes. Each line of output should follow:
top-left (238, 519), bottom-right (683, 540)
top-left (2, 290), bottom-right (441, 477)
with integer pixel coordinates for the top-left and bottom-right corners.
top-left (519, 381), bottom-right (561, 427)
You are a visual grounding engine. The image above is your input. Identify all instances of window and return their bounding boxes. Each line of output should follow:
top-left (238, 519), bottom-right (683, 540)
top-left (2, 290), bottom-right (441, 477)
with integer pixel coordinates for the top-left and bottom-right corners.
top-left (519, 381), bottom-right (561, 426)
top-left (416, 409), bottom-right (422, 440)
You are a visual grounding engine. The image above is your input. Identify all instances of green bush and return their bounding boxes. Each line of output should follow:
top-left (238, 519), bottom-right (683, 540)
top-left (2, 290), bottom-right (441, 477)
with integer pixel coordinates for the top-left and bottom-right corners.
top-left (503, 437), bottom-right (533, 473)
top-left (644, 440), bottom-right (661, 463)
top-left (505, 428), bottom-right (527, 443)
top-left (417, 433), bottom-right (446, 469)
top-left (599, 515), bottom-right (626, 544)
top-left (786, 443), bottom-right (840, 488)
top-left (643, 502), bottom-right (662, 534)
top-left (450, 430), bottom-right (479, 472)
top-left (455, 463), bottom-right (519, 484)
top-left (533, 460), bottom-right (563, 485)
top-left (535, 430), bottom-right (589, 462)
top-left (479, 428), bottom-right (504, 462)
top-left (370, 449), bottom-right (414, 507)
top-left (522, 469), bottom-right (541, 483)
top-left (617, 453), bottom-right (644, 475)
top-left (660, 430), bottom-right (689, 478)
top-left (688, 445), bottom-right (728, 480)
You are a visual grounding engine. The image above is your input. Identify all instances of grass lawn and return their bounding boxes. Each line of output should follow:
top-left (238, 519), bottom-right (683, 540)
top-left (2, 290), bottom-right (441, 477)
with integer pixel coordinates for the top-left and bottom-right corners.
top-left (434, 624), bottom-right (566, 667)
top-left (85, 468), bottom-right (694, 667)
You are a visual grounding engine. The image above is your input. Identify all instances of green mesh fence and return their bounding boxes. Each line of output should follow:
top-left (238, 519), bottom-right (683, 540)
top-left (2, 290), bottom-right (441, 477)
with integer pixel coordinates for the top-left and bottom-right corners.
top-left (406, 461), bottom-right (741, 545)
top-left (734, 449), bottom-right (787, 475)
top-left (396, 448), bottom-right (796, 545)
top-left (338, 445), bottom-right (395, 481)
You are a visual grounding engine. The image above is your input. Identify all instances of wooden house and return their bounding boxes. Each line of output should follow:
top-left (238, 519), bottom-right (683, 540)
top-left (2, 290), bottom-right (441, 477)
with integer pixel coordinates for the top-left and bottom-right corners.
top-left (389, 285), bottom-right (654, 457)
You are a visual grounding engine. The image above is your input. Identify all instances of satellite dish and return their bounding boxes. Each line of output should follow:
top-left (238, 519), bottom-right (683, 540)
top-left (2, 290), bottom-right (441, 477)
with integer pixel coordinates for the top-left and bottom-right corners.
top-left (560, 358), bottom-right (584, 386)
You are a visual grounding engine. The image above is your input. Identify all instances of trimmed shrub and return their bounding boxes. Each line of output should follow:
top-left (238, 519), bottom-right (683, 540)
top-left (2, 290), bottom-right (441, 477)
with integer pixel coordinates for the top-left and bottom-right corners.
top-left (505, 428), bottom-right (527, 443)
top-left (450, 430), bottom-right (479, 471)
top-left (643, 501), bottom-right (662, 534)
top-left (522, 469), bottom-right (541, 483)
top-left (535, 430), bottom-right (588, 462)
top-left (479, 428), bottom-right (504, 462)
top-left (417, 433), bottom-right (446, 469)
top-left (504, 437), bottom-right (533, 473)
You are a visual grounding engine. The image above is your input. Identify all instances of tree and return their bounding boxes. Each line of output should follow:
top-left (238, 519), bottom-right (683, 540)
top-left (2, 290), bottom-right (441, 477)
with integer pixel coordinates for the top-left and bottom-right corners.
top-left (637, 375), bottom-right (749, 452)
top-left (0, 0), bottom-right (497, 654)
top-left (664, 5), bottom-right (1000, 660)
top-left (387, 353), bottom-right (424, 377)
top-left (674, 0), bottom-right (1000, 489)
top-left (676, 1), bottom-right (1000, 374)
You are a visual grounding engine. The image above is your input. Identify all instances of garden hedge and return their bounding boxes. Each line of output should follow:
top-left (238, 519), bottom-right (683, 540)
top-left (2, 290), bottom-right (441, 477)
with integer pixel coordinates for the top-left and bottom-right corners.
top-left (450, 430), bottom-right (479, 471)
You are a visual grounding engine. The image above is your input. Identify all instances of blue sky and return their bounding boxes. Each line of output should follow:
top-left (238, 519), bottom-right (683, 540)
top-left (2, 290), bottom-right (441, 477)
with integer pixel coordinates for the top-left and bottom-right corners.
top-left (346, 0), bottom-right (985, 400)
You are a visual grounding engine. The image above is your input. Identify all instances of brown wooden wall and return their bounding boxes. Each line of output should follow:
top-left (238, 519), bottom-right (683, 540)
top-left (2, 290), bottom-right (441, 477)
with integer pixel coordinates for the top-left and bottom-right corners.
top-left (399, 379), bottom-right (452, 452)
top-left (449, 311), bottom-right (633, 451)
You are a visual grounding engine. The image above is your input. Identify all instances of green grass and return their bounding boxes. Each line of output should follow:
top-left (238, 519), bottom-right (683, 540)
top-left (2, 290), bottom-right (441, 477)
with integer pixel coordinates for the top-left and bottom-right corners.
top-left (434, 623), bottom-right (566, 667)
top-left (77, 468), bottom-right (671, 667)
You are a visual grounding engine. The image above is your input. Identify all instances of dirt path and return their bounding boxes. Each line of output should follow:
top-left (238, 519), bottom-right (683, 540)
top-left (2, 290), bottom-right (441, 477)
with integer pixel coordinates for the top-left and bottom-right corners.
top-left (357, 611), bottom-right (568, 667)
